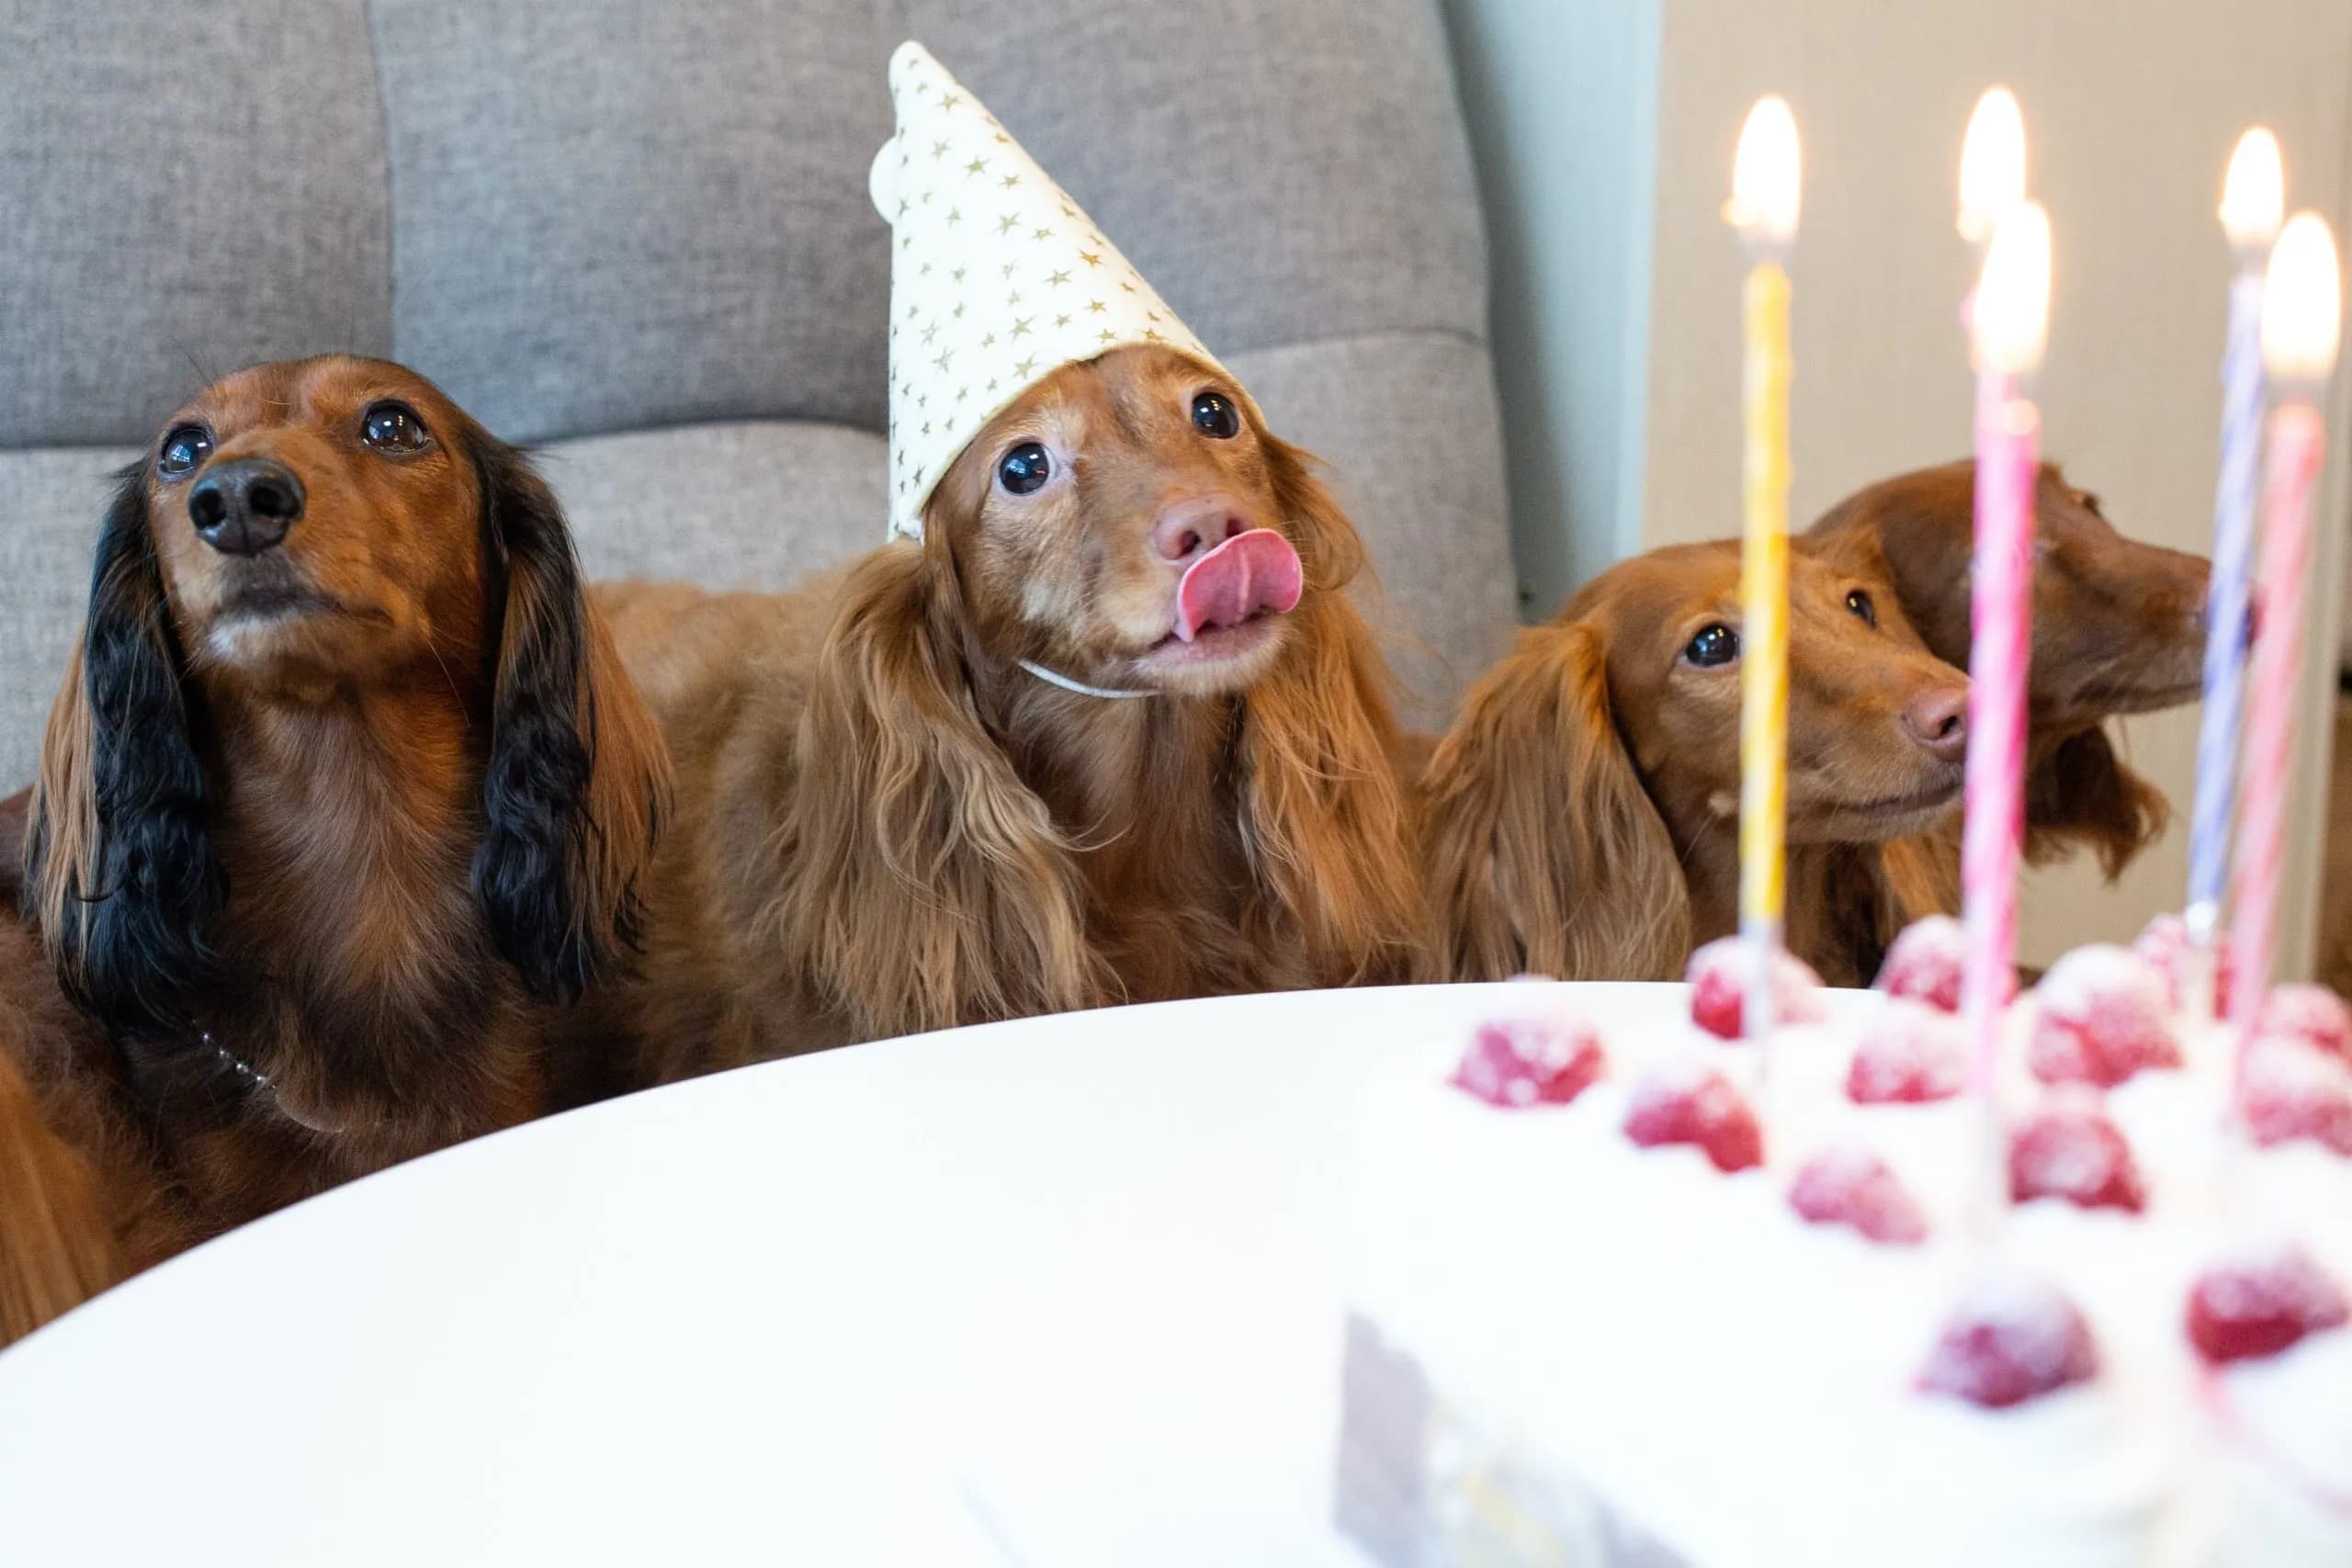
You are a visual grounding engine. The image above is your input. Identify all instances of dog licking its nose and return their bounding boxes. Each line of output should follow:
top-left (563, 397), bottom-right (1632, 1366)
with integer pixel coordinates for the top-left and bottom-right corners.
top-left (189, 457), bottom-right (305, 557)
top-left (1174, 528), bottom-right (1303, 643)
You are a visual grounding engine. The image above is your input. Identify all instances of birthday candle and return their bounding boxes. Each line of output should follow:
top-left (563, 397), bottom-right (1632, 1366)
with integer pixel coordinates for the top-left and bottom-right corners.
top-left (2229, 212), bottom-right (2343, 1093)
top-left (2187, 130), bottom-right (2285, 991)
top-left (1725, 96), bottom-right (1801, 1039)
top-left (1962, 203), bottom-right (2051, 1225)
top-left (1958, 89), bottom-right (2028, 249)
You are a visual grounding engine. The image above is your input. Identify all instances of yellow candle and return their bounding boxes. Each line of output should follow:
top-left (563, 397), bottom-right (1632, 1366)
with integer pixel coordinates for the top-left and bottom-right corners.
top-left (1726, 95), bottom-right (1801, 1023)
top-left (1740, 257), bottom-right (1793, 942)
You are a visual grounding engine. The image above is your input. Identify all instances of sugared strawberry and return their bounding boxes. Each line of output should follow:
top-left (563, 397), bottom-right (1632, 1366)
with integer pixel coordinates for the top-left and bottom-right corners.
top-left (1875, 915), bottom-right (1983, 1014)
top-left (1687, 937), bottom-right (1826, 1041)
top-left (1847, 1000), bottom-right (1967, 1105)
top-left (1788, 1149), bottom-right (1928, 1244)
top-left (2256, 984), bottom-right (2352, 1066)
top-left (1450, 1014), bottom-right (1606, 1109)
top-left (1623, 1065), bottom-right (1764, 1172)
top-left (2239, 1037), bottom-right (2352, 1156)
top-left (1917, 1276), bottom-right (2099, 1408)
top-left (2008, 1100), bottom-right (2146, 1212)
top-left (2029, 945), bottom-right (2183, 1088)
top-left (2133, 912), bottom-right (2235, 1017)
top-left (2186, 1248), bottom-right (2350, 1364)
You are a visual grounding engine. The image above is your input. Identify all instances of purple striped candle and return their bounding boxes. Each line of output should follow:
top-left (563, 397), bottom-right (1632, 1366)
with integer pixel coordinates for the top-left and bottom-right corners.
top-left (2187, 130), bottom-right (2284, 1001)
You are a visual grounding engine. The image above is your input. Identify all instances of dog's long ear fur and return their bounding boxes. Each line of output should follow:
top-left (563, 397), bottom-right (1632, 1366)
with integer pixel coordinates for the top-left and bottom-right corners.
top-left (1797, 834), bottom-right (1963, 987)
top-left (1420, 621), bottom-right (1690, 982)
top-left (28, 469), bottom-right (228, 1035)
top-left (1235, 441), bottom-right (1427, 983)
top-left (778, 544), bottom-right (1109, 1040)
top-left (0, 1041), bottom-right (127, 1348)
top-left (2024, 726), bottom-right (2169, 881)
top-left (469, 435), bottom-right (673, 1004)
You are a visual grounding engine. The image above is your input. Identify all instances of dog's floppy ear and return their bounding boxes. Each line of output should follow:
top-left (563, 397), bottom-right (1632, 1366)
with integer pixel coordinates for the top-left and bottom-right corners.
top-left (1420, 621), bottom-right (1690, 982)
top-left (1236, 440), bottom-right (1427, 982)
top-left (28, 468), bottom-right (228, 1035)
top-left (777, 543), bottom-right (1110, 1039)
top-left (468, 434), bottom-right (673, 1004)
top-left (2024, 726), bottom-right (2169, 881)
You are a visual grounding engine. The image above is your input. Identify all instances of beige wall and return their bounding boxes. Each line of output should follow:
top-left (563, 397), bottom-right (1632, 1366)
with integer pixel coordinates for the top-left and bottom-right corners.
top-left (1623, 0), bottom-right (2352, 969)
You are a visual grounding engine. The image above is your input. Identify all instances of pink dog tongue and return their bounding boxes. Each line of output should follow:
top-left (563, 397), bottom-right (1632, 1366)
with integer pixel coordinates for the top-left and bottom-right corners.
top-left (1173, 529), bottom-right (1304, 643)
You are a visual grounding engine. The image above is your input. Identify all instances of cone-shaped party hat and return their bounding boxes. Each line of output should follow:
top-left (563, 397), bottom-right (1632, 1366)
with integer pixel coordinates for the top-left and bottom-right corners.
top-left (869, 41), bottom-right (1245, 539)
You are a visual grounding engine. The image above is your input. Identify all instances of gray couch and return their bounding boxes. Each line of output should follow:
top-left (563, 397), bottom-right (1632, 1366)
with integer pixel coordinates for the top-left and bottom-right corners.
top-left (0, 0), bottom-right (1517, 792)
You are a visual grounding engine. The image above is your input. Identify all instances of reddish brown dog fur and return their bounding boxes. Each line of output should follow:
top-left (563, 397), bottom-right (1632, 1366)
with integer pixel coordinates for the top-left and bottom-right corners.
top-left (601, 344), bottom-right (1423, 1074)
top-left (1804, 460), bottom-right (2208, 878)
top-left (2, 356), bottom-right (669, 1343)
top-left (1423, 541), bottom-right (1967, 987)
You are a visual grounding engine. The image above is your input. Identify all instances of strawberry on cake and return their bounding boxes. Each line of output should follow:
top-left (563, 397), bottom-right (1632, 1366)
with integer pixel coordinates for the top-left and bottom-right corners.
top-left (1334, 931), bottom-right (2352, 1567)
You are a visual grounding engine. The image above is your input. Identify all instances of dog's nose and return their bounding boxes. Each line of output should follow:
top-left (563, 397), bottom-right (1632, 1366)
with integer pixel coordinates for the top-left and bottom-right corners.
top-left (1902, 685), bottom-right (1970, 763)
top-left (1150, 495), bottom-right (1250, 565)
top-left (189, 457), bottom-right (305, 557)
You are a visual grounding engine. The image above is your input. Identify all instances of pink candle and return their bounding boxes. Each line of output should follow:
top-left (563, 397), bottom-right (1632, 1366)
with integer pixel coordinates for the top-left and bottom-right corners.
top-left (2229, 402), bottom-right (2324, 1068)
top-left (1962, 389), bottom-right (2038, 1100)
top-left (1962, 203), bottom-right (2051, 1227)
top-left (2228, 210), bottom-right (2343, 1095)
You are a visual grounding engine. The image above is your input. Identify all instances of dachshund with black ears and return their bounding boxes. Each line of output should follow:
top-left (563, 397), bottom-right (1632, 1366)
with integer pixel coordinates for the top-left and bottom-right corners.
top-left (1, 355), bottom-right (670, 1344)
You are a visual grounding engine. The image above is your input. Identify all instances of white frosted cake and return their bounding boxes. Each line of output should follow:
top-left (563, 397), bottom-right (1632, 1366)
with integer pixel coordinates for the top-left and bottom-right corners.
top-left (1335, 919), bottom-right (2352, 1567)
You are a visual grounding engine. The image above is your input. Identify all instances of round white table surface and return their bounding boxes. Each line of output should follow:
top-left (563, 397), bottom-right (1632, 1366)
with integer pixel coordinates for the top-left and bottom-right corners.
top-left (0, 981), bottom-right (1700, 1566)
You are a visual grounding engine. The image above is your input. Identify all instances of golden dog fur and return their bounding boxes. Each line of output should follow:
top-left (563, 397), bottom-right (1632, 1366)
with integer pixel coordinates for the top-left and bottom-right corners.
top-left (599, 345), bottom-right (1424, 1076)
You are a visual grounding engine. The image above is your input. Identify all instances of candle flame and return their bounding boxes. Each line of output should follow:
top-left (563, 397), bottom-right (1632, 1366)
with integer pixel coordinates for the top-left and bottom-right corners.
top-left (2220, 128), bottom-right (2286, 251)
top-left (1973, 201), bottom-right (2052, 376)
top-left (1958, 87), bottom-right (2027, 245)
top-left (2262, 211), bottom-right (2343, 384)
top-left (1726, 95), bottom-right (1802, 245)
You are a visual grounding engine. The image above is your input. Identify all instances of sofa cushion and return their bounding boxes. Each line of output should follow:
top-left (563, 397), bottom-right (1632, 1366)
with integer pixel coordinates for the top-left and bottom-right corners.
top-left (368, 0), bottom-right (899, 445)
top-left (0, 448), bottom-right (133, 791)
top-left (0, 5), bottom-right (391, 446)
top-left (902, 0), bottom-right (1490, 359)
top-left (546, 422), bottom-right (886, 591)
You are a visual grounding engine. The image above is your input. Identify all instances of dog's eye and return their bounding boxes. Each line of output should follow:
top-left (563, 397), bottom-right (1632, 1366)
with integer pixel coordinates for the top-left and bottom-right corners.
top-left (157, 423), bottom-right (213, 479)
top-left (1191, 390), bottom-right (1239, 440)
top-left (997, 442), bottom-right (1052, 495)
top-left (2075, 490), bottom-right (2104, 518)
top-left (360, 401), bottom-right (431, 453)
top-left (1845, 588), bottom-right (1877, 627)
top-left (1683, 624), bottom-right (1740, 668)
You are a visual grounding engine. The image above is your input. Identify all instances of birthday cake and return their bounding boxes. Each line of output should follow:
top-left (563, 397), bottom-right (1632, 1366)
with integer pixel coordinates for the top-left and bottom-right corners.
top-left (1332, 922), bottom-right (2352, 1567)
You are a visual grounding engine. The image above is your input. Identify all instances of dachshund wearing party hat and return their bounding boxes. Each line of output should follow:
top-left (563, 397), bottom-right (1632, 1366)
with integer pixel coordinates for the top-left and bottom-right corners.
top-left (594, 43), bottom-right (1422, 1075)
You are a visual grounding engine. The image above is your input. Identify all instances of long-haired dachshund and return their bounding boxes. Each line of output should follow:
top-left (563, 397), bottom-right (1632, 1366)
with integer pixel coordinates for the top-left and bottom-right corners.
top-left (600, 344), bottom-right (1422, 1071)
top-left (1422, 541), bottom-right (1968, 987)
top-left (1, 355), bottom-right (669, 1344)
top-left (1804, 460), bottom-right (2209, 879)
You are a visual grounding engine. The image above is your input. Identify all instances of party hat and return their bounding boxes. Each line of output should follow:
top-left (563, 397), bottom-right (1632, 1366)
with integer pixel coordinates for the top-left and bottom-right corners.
top-left (869, 41), bottom-right (1246, 539)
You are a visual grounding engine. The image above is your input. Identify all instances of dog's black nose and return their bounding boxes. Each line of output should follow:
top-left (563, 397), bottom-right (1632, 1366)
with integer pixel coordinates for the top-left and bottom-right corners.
top-left (189, 458), bottom-right (304, 557)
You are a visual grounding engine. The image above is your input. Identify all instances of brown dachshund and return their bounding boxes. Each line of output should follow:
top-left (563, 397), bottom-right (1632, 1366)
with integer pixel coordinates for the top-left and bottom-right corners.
top-left (600, 344), bottom-right (1423, 1075)
top-left (2, 355), bottom-right (670, 1344)
top-left (1422, 541), bottom-right (1967, 987)
top-left (1804, 460), bottom-right (2208, 878)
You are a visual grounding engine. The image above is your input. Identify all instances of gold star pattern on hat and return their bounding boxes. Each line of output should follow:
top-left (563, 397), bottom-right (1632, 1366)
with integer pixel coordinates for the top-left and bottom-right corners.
top-left (868, 40), bottom-right (1245, 540)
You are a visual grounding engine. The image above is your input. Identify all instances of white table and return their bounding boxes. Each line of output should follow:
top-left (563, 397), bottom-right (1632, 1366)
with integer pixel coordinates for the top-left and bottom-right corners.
top-left (0, 982), bottom-right (1681, 1567)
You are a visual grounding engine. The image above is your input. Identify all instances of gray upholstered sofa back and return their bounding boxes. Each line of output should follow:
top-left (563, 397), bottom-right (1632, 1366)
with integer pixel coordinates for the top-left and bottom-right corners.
top-left (0, 0), bottom-right (1514, 787)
